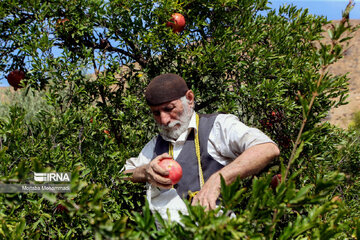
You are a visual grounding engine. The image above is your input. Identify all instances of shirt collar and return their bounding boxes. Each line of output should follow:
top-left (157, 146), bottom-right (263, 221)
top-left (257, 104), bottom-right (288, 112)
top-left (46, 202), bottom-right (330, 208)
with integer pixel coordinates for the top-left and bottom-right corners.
top-left (188, 111), bottom-right (198, 134)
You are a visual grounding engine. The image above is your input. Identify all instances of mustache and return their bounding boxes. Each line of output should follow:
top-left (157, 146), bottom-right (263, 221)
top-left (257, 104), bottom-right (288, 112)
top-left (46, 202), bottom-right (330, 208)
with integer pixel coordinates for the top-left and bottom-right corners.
top-left (157, 120), bottom-right (181, 130)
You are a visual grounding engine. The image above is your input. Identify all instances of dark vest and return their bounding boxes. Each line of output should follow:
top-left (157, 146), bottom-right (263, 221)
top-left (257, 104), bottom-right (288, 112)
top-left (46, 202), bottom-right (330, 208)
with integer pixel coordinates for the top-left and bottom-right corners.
top-left (153, 114), bottom-right (225, 200)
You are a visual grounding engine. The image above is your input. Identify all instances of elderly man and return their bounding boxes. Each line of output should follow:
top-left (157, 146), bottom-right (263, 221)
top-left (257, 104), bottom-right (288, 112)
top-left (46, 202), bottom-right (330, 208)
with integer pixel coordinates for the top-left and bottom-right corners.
top-left (124, 73), bottom-right (280, 222)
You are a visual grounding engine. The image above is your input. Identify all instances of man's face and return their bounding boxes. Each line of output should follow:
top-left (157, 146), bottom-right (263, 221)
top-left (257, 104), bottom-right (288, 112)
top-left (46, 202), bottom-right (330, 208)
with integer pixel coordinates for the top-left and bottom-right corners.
top-left (150, 96), bottom-right (193, 140)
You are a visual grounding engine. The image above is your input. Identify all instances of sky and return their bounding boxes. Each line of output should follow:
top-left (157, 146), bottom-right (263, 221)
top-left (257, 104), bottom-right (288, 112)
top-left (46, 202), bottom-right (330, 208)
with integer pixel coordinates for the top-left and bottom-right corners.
top-left (1, 0), bottom-right (359, 87)
top-left (268, 0), bottom-right (360, 20)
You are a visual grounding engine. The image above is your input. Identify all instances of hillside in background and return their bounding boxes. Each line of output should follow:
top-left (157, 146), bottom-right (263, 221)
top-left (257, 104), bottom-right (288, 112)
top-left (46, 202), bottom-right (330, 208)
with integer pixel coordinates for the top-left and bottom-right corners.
top-left (322, 19), bottom-right (360, 129)
top-left (1, 19), bottom-right (359, 129)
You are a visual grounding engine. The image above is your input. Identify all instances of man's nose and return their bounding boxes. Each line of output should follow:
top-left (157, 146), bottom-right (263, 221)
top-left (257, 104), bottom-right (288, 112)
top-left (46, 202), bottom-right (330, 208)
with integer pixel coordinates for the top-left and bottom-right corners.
top-left (159, 112), bottom-right (170, 126)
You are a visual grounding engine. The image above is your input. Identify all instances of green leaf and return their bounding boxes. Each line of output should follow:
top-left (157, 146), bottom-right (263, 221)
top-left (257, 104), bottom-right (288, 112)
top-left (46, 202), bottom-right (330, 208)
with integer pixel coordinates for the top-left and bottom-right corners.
top-left (289, 185), bottom-right (313, 204)
top-left (14, 219), bottom-right (26, 238)
top-left (42, 193), bottom-right (57, 203)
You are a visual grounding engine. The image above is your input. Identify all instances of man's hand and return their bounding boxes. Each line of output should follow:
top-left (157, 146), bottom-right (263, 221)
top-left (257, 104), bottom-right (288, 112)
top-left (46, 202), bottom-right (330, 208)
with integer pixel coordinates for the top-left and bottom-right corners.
top-left (144, 153), bottom-right (173, 189)
top-left (191, 143), bottom-right (280, 211)
top-left (124, 153), bottom-right (173, 189)
top-left (191, 173), bottom-right (221, 211)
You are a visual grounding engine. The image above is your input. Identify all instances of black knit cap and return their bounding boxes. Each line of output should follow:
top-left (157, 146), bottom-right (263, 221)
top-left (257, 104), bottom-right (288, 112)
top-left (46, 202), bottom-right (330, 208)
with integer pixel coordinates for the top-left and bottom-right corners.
top-left (145, 73), bottom-right (189, 106)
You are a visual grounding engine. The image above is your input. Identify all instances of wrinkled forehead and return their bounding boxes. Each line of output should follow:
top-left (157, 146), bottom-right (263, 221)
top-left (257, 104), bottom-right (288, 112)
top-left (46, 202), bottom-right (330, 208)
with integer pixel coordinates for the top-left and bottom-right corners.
top-left (149, 98), bottom-right (182, 112)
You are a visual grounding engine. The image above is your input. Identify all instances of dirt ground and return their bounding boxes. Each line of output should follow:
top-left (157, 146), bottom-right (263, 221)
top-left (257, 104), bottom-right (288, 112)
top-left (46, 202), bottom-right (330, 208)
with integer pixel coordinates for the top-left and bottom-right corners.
top-left (1, 20), bottom-right (359, 129)
top-left (321, 19), bottom-right (360, 129)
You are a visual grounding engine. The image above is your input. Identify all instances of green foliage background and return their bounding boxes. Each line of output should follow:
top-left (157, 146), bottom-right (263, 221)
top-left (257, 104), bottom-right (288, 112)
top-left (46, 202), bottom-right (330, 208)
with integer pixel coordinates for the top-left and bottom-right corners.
top-left (0, 0), bottom-right (359, 239)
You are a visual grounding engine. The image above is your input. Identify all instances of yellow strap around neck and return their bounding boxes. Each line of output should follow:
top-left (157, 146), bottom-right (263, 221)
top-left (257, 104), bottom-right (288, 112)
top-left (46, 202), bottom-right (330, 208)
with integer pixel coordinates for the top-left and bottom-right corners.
top-left (168, 113), bottom-right (204, 190)
top-left (194, 113), bottom-right (205, 188)
top-left (169, 143), bottom-right (173, 158)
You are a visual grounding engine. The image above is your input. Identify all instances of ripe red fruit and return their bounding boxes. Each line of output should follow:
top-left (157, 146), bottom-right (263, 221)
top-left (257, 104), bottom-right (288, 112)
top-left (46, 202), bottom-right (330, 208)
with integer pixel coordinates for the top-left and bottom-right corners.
top-left (54, 204), bottom-right (68, 213)
top-left (158, 158), bottom-right (183, 185)
top-left (270, 174), bottom-right (282, 190)
top-left (7, 69), bottom-right (25, 90)
top-left (331, 195), bottom-right (342, 202)
top-left (104, 130), bottom-right (110, 136)
top-left (166, 13), bottom-right (186, 33)
top-left (55, 18), bottom-right (70, 33)
top-left (56, 18), bottom-right (69, 27)
top-left (99, 38), bottom-right (109, 49)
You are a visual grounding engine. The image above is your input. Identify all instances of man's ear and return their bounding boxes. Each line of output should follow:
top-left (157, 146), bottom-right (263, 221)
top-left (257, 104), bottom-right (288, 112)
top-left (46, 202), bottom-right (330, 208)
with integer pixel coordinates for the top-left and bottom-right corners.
top-left (185, 90), bottom-right (195, 108)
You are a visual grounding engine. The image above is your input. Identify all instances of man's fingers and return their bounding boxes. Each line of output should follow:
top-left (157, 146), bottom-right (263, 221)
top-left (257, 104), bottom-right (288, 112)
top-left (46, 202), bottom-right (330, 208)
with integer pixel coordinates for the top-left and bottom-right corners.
top-left (191, 197), bottom-right (198, 206)
top-left (147, 174), bottom-right (172, 188)
top-left (191, 192), bottom-right (217, 211)
top-left (153, 182), bottom-right (173, 189)
top-left (144, 153), bottom-right (175, 188)
top-left (151, 172), bottom-right (172, 185)
top-left (155, 152), bottom-right (171, 161)
top-left (192, 197), bottom-right (210, 211)
top-left (152, 162), bottom-right (169, 176)
top-left (152, 153), bottom-right (172, 175)
top-left (208, 200), bottom-right (216, 210)
top-left (191, 194), bottom-right (204, 207)
top-left (145, 160), bottom-right (172, 188)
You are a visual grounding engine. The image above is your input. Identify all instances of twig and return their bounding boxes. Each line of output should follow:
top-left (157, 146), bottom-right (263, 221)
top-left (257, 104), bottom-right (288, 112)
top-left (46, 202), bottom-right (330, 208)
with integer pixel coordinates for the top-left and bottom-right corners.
top-left (284, 56), bottom-right (333, 181)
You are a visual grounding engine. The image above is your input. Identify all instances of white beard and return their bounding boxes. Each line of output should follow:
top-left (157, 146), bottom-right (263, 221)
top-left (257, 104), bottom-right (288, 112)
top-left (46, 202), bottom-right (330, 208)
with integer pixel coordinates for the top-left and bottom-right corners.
top-left (157, 102), bottom-right (194, 141)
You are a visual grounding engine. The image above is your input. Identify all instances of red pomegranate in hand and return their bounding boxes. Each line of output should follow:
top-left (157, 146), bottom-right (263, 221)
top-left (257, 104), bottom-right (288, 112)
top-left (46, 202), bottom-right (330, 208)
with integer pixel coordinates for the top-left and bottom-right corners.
top-left (7, 69), bottom-right (26, 90)
top-left (159, 158), bottom-right (183, 185)
top-left (166, 13), bottom-right (186, 33)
